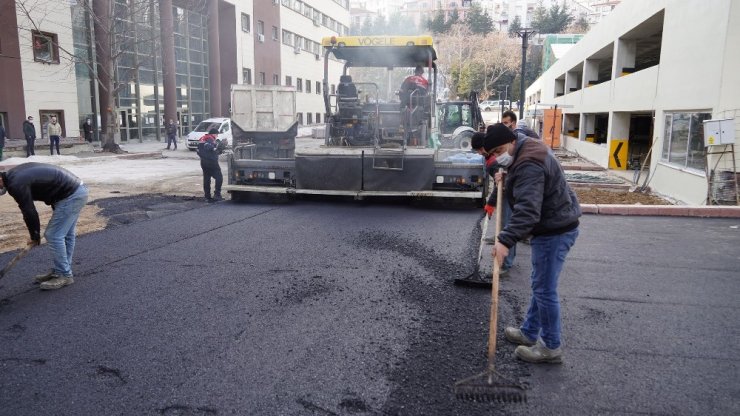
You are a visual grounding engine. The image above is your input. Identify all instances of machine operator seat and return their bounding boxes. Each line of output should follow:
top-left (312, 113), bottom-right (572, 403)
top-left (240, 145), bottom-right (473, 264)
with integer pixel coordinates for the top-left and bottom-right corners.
top-left (336, 75), bottom-right (362, 124)
top-left (337, 75), bottom-right (358, 102)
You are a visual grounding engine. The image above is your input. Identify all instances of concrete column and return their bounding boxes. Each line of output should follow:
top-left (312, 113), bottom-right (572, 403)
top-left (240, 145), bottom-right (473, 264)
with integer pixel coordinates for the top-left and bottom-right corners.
top-left (208, 0), bottom-right (222, 117)
top-left (582, 113), bottom-right (595, 141)
top-left (609, 112), bottom-right (631, 142)
top-left (566, 69), bottom-right (580, 93)
top-left (614, 39), bottom-right (637, 77)
top-left (583, 59), bottom-right (599, 87)
top-left (159, 0), bottom-right (177, 125)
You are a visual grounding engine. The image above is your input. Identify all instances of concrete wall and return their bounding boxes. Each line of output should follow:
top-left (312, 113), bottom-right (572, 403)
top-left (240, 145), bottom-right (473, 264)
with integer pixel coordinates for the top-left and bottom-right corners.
top-left (525, 0), bottom-right (739, 204)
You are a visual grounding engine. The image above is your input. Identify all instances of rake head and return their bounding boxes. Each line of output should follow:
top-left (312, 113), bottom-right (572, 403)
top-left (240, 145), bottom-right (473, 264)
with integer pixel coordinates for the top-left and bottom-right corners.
top-left (454, 369), bottom-right (527, 403)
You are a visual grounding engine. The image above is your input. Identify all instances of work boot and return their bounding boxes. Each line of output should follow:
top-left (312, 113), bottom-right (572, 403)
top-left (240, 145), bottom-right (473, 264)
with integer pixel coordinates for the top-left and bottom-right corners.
top-left (40, 275), bottom-right (74, 290)
top-left (212, 193), bottom-right (223, 201)
top-left (515, 339), bottom-right (563, 364)
top-left (34, 270), bottom-right (55, 283)
top-left (504, 327), bottom-right (536, 346)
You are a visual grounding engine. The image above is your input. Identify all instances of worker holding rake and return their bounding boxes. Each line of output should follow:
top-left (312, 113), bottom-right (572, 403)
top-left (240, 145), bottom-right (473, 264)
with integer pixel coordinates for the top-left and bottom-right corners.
top-left (482, 123), bottom-right (581, 364)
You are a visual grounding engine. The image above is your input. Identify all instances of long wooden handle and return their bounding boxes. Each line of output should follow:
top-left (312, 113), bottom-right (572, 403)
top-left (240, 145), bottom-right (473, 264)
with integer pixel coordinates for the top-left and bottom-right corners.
top-left (0, 245), bottom-right (33, 280)
top-left (487, 169), bottom-right (505, 368)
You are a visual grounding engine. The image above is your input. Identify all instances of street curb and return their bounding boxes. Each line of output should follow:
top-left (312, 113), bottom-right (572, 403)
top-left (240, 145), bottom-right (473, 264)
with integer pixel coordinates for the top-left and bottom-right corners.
top-left (581, 204), bottom-right (740, 218)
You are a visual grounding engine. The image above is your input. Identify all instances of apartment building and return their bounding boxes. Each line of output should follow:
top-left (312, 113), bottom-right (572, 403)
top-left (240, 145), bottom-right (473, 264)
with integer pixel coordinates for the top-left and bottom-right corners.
top-left (525, 0), bottom-right (739, 204)
top-left (275, 0), bottom-right (350, 125)
top-left (0, 0), bottom-right (349, 146)
top-left (0, 0), bottom-right (80, 142)
top-left (483, 0), bottom-right (619, 32)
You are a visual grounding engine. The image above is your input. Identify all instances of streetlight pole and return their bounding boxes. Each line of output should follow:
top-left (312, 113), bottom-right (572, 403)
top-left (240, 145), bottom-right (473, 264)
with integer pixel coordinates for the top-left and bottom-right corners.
top-left (516, 28), bottom-right (536, 120)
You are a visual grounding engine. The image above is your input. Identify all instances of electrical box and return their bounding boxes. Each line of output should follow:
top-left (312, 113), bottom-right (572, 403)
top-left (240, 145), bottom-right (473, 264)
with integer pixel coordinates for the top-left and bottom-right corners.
top-left (703, 118), bottom-right (736, 146)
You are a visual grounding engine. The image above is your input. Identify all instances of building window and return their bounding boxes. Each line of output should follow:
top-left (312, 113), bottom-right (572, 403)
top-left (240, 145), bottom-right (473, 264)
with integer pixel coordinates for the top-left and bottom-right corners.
top-left (285, 76), bottom-right (292, 86)
top-left (660, 112), bottom-right (712, 171)
top-left (242, 68), bottom-right (252, 84)
top-left (306, 80), bottom-right (311, 93)
top-left (331, 84), bottom-right (335, 94)
top-left (259, 72), bottom-right (266, 85)
top-left (272, 26), bottom-right (279, 41)
top-left (32, 31), bottom-right (58, 64)
top-left (297, 112), bottom-right (303, 125)
top-left (241, 13), bottom-right (251, 33)
top-left (316, 81), bottom-right (321, 94)
top-left (257, 20), bottom-right (264, 36)
top-left (282, 30), bottom-right (293, 46)
top-left (307, 113), bottom-right (313, 124)
top-left (273, 74), bottom-right (280, 85)
top-left (316, 113), bottom-right (321, 123)
top-left (296, 78), bottom-right (303, 92)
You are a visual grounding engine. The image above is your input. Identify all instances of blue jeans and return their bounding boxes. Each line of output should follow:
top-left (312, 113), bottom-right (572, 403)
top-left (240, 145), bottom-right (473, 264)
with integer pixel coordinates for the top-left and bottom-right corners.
top-left (50, 135), bottom-right (60, 155)
top-left (520, 227), bottom-right (579, 349)
top-left (44, 184), bottom-right (88, 277)
top-left (502, 200), bottom-right (516, 270)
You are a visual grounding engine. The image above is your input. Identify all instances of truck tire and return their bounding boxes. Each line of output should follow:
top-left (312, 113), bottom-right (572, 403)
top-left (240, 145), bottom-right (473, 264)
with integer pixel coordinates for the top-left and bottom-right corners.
top-left (451, 127), bottom-right (475, 150)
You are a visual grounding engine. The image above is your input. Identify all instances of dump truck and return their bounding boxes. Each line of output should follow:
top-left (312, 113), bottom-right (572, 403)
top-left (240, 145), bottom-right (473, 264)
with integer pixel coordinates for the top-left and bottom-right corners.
top-left (223, 35), bottom-right (486, 203)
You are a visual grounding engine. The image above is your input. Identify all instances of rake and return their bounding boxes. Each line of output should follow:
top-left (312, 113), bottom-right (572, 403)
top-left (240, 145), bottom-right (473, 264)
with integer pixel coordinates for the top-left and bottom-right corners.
top-left (454, 170), bottom-right (527, 403)
top-left (0, 244), bottom-right (34, 281)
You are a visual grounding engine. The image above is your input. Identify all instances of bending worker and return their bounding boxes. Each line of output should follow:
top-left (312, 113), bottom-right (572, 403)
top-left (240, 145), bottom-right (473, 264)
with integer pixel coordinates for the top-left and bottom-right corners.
top-left (0, 162), bottom-right (89, 290)
top-left (482, 123), bottom-right (581, 364)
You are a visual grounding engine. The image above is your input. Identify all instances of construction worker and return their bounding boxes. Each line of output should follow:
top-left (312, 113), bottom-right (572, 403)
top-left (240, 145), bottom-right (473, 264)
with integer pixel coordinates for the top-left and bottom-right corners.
top-left (483, 123), bottom-right (581, 364)
top-left (472, 130), bottom-right (517, 276)
top-left (0, 163), bottom-right (89, 290)
top-left (197, 128), bottom-right (223, 202)
top-left (501, 110), bottom-right (539, 139)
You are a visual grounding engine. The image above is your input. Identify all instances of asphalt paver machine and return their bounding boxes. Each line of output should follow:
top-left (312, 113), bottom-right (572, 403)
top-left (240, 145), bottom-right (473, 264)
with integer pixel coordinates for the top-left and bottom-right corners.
top-left (225, 35), bottom-right (486, 203)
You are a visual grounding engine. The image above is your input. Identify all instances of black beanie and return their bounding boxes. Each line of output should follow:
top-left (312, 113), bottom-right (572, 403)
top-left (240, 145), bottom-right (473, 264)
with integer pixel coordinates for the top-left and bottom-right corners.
top-left (483, 123), bottom-right (516, 151)
top-left (470, 132), bottom-right (485, 150)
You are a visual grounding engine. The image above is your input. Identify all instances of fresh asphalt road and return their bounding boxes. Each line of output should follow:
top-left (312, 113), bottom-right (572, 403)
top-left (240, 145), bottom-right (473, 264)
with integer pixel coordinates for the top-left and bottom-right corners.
top-left (0, 197), bottom-right (738, 415)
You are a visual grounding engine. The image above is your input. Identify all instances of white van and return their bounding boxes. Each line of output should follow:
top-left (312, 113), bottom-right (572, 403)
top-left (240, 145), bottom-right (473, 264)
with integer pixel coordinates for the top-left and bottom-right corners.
top-left (186, 117), bottom-right (232, 151)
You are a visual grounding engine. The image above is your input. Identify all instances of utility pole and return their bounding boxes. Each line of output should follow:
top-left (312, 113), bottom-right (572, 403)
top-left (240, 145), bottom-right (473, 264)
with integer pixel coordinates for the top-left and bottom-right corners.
top-left (516, 28), bottom-right (536, 120)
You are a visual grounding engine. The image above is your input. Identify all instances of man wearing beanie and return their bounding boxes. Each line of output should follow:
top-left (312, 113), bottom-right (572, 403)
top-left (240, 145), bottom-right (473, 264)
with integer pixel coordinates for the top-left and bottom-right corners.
top-left (483, 122), bottom-right (581, 364)
top-left (472, 129), bottom-right (517, 275)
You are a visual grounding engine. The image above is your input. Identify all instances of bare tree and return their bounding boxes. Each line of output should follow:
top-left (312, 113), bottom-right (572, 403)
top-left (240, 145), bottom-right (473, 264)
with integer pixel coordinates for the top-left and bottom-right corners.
top-left (15, 0), bottom-right (169, 153)
top-left (435, 24), bottom-right (519, 100)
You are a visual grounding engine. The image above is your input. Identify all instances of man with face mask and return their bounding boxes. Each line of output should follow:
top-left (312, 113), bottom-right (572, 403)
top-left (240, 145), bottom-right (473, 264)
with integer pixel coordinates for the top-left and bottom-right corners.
top-left (471, 131), bottom-right (516, 276)
top-left (482, 122), bottom-right (581, 364)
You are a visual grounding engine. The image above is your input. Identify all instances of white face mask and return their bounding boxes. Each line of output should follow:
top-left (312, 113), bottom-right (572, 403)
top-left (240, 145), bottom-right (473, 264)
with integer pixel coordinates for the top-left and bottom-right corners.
top-left (496, 151), bottom-right (513, 167)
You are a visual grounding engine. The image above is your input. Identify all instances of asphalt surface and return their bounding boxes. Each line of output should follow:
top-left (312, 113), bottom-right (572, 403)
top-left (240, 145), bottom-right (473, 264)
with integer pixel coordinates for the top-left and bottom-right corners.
top-left (0, 195), bottom-right (739, 415)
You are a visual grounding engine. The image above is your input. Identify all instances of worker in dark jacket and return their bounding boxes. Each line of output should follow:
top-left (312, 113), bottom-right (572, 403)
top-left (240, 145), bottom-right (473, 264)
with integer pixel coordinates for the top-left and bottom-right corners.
top-left (0, 163), bottom-right (89, 290)
top-left (196, 128), bottom-right (223, 202)
top-left (23, 116), bottom-right (36, 157)
top-left (471, 131), bottom-right (517, 276)
top-left (483, 123), bottom-right (581, 364)
top-left (165, 119), bottom-right (178, 150)
top-left (502, 110), bottom-right (539, 140)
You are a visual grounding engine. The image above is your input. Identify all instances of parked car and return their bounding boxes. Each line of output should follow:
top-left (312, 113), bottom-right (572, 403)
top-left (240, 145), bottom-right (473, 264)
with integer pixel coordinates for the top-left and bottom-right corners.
top-left (186, 117), bottom-right (232, 151)
top-left (479, 100), bottom-right (510, 111)
top-left (479, 100), bottom-right (496, 111)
